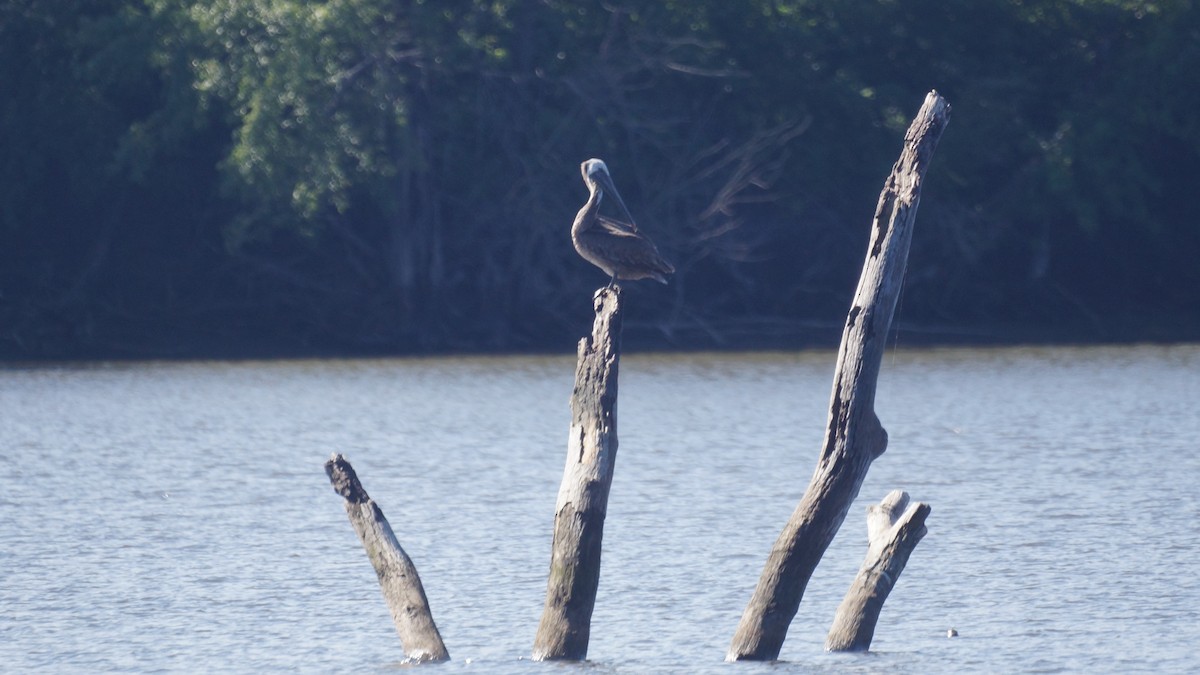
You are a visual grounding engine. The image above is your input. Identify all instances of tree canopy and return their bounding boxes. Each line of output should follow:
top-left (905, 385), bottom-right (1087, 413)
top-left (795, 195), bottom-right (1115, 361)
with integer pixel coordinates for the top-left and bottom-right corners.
top-left (2, 0), bottom-right (1197, 358)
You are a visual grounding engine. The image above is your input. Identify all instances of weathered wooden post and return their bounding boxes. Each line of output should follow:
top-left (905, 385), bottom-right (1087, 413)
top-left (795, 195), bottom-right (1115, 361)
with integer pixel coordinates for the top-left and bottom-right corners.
top-left (532, 286), bottom-right (623, 661)
top-left (825, 490), bottom-right (931, 651)
top-left (324, 453), bottom-right (450, 663)
top-left (727, 90), bottom-right (950, 661)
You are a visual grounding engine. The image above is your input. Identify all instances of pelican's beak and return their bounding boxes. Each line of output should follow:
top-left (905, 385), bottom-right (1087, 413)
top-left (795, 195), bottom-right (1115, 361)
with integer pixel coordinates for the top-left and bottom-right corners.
top-left (593, 167), bottom-right (638, 229)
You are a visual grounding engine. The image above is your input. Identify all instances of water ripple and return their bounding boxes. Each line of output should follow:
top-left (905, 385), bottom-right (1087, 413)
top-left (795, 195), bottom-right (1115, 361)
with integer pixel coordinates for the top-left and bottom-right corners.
top-left (1, 345), bottom-right (1198, 672)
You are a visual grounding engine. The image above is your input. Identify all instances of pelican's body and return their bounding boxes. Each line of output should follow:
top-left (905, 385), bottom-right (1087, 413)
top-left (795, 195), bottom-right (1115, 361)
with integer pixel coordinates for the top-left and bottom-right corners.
top-left (571, 159), bottom-right (674, 287)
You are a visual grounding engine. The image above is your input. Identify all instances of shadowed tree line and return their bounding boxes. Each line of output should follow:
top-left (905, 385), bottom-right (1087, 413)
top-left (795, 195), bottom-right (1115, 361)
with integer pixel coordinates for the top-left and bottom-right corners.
top-left (2, 0), bottom-right (1198, 359)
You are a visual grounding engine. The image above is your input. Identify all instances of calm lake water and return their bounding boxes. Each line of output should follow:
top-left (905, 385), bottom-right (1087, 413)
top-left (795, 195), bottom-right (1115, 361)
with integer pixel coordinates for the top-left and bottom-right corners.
top-left (2, 344), bottom-right (1198, 673)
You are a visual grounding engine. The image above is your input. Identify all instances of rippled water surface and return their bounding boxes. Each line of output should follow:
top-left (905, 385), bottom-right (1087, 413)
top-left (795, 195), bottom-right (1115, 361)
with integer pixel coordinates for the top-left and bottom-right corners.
top-left (3, 345), bottom-right (1199, 673)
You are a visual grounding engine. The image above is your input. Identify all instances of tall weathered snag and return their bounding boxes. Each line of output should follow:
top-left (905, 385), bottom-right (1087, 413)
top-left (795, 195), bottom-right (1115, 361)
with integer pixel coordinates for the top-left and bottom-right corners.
top-left (325, 453), bottom-right (449, 663)
top-left (727, 91), bottom-right (950, 661)
top-left (532, 286), bottom-right (623, 661)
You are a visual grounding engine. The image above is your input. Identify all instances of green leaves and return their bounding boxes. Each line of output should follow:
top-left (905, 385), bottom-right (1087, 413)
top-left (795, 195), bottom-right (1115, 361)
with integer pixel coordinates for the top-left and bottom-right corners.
top-left (3, 0), bottom-right (1199, 355)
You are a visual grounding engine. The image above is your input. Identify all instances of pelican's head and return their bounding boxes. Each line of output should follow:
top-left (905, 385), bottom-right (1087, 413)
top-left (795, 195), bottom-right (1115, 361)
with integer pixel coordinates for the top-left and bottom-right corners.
top-left (581, 158), bottom-right (610, 187)
top-left (579, 158), bottom-right (635, 225)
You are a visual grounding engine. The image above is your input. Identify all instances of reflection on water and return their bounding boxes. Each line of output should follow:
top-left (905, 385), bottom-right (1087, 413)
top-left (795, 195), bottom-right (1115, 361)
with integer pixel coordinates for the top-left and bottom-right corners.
top-left (1, 345), bottom-right (1198, 672)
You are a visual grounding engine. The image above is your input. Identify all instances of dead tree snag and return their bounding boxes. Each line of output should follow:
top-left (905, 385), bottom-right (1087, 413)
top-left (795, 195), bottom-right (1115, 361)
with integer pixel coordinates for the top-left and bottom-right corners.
top-left (532, 286), bottom-right (624, 661)
top-left (825, 490), bottom-right (931, 651)
top-left (325, 453), bottom-right (449, 663)
top-left (727, 91), bottom-right (950, 661)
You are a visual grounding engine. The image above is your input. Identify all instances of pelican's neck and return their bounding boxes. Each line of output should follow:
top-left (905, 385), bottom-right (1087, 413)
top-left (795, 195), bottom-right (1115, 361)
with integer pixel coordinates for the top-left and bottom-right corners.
top-left (571, 181), bottom-right (602, 238)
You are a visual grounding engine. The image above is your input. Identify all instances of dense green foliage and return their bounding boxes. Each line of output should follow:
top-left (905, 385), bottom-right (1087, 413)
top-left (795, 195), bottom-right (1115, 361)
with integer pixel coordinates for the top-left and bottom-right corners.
top-left (2, 0), bottom-right (1197, 358)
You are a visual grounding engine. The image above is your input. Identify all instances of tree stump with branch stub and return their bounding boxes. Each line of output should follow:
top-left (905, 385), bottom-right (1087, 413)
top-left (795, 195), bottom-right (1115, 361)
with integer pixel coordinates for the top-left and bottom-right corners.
top-left (825, 489), bottom-right (931, 651)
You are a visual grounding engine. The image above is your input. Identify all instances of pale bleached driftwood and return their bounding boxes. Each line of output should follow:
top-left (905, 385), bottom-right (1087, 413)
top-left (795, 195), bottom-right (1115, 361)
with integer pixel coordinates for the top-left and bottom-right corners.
top-left (727, 91), bottom-right (950, 661)
top-left (532, 286), bottom-right (623, 661)
top-left (825, 490), bottom-right (931, 651)
top-left (324, 453), bottom-right (449, 663)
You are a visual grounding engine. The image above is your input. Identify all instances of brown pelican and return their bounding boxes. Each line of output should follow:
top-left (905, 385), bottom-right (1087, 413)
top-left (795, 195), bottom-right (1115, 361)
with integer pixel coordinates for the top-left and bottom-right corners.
top-left (571, 158), bottom-right (674, 288)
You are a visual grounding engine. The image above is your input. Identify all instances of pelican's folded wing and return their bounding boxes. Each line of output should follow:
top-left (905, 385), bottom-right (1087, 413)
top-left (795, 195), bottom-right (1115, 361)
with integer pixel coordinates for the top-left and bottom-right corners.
top-left (597, 214), bottom-right (640, 235)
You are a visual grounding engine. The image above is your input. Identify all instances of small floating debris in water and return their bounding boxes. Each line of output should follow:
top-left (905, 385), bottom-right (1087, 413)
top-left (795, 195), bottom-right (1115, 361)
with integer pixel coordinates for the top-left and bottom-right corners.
top-left (947, 628), bottom-right (958, 638)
